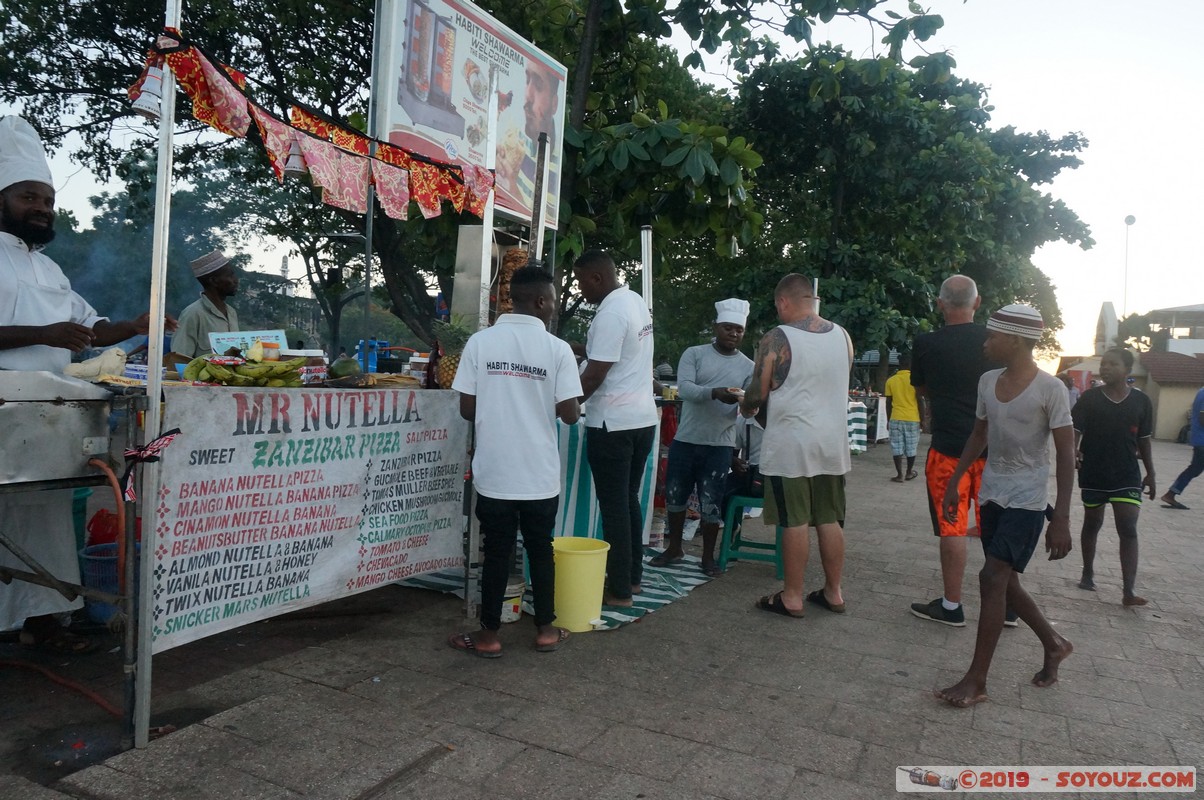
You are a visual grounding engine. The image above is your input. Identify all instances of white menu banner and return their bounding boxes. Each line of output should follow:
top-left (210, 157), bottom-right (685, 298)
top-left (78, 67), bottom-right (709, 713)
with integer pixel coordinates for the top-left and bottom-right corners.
top-left (151, 386), bottom-right (469, 652)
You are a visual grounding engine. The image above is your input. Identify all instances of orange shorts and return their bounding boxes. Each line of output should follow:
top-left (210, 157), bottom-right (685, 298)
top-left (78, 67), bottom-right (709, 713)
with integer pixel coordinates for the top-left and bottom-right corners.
top-left (925, 449), bottom-right (985, 537)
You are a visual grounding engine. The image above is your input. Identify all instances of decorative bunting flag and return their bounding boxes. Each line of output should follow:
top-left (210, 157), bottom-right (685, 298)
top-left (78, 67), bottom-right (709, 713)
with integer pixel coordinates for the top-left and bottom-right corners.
top-left (297, 135), bottom-right (370, 213)
top-left (249, 104), bottom-right (295, 181)
top-left (372, 160), bottom-right (411, 221)
top-left (289, 106), bottom-right (336, 140)
top-left (150, 29), bottom-right (495, 222)
top-left (164, 46), bottom-right (250, 137)
top-left (460, 164), bottom-right (495, 216)
top-left (377, 141), bottom-right (414, 170)
top-left (407, 160), bottom-right (444, 219)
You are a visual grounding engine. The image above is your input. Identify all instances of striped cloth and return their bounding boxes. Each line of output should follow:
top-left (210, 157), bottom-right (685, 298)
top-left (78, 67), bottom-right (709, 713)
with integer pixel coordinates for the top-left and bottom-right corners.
top-left (847, 401), bottom-right (868, 454)
top-left (400, 548), bottom-right (713, 631)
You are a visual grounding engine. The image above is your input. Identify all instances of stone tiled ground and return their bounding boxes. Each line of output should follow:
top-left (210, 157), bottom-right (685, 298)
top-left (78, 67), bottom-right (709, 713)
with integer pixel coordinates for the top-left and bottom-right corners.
top-left (3, 436), bottom-right (1201, 799)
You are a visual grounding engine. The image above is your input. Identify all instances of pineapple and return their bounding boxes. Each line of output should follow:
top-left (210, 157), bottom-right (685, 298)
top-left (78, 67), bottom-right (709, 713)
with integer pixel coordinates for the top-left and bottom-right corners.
top-left (433, 316), bottom-right (474, 388)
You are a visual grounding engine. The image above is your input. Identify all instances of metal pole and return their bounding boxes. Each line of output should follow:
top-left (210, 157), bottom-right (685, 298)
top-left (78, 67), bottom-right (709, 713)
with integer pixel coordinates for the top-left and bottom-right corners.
top-left (640, 225), bottom-right (652, 313)
top-left (529, 132), bottom-right (548, 264)
top-left (1123, 215), bottom-right (1135, 318)
top-left (363, 0), bottom-right (385, 352)
top-left (477, 70), bottom-right (499, 330)
top-left (136, 2), bottom-right (182, 748)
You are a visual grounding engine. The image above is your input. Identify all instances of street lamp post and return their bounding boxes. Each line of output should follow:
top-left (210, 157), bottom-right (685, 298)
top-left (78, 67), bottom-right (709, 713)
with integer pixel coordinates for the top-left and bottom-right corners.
top-left (1123, 215), bottom-right (1136, 318)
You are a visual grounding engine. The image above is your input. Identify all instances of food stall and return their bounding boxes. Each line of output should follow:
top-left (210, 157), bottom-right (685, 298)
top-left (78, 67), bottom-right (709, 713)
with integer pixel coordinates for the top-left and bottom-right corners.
top-left (0, 372), bottom-right (146, 746)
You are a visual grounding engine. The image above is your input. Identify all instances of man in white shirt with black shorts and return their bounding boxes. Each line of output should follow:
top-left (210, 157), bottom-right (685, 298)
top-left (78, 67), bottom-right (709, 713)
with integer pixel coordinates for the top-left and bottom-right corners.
top-left (573, 250), bottom-right (658, 607)
top-left (448, 267), bottom-right (582, 657)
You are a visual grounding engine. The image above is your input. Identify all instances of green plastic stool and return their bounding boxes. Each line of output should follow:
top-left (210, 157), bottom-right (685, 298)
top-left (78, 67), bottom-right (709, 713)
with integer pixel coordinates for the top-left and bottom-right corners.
top-left (718, 495), bottom-right (783, 578)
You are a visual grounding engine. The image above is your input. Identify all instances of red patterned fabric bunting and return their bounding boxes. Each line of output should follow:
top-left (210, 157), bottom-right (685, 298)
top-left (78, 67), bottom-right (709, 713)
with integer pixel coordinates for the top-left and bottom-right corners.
top-left (407, 160), bottom-right (444, 219)
top-left (330, 126), bottom-right (371, 156)
top-left (297, 136), bottom-right (369, 213)
top-left (376, 142), bottom-right (413, 170)
top-left (197, 54), bottom-right (250, 136)
top-left (371, 161), bottom-right (411, 221)
top-left (164, 46), bottom-right (250, 137)
top-left (248, 104), bottom-right (294, 182)
top-left (440, 165), bottom-right (467, 214)
top-left (290, 106), bottom-right (336, 140)
top-left (460, 164), bottom-right (495, 217)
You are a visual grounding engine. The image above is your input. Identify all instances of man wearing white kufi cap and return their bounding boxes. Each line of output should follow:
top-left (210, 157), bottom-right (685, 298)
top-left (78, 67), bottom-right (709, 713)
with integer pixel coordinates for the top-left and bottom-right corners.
top-left (0, 116), bottom-right (176, 651)
top-left (649, 297), bottom-right (753, 577)
top-left (167, 249), bottom-right (240, 362)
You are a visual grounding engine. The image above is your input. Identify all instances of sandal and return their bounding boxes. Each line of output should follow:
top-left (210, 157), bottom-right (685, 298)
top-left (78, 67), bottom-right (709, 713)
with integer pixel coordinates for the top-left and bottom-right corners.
top-left (890, 476), bottom-right (904, 483)
top-left (905, 470), bottom-right (918, 481)
top-left (447, 631), bottom-right (501, 658)
top-left (805, 589), bottom-right (846, 614)
top-left (19, 627), bottom-right (97, 656)
top-left (700, 561), bottom-right (724, 578)
top-left (648, 551), bottom-right (684, 567)
top-left (755, 591), bottom-right (804, 618)
top-left (1162, 498), bottom-right (1189, 510)
top-left (535, 627), bottom-right (570, 652)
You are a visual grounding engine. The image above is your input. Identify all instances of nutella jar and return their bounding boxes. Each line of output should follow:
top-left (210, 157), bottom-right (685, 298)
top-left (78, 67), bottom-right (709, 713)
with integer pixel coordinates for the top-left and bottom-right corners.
top-left (282, 349), bottom-right (328, 384)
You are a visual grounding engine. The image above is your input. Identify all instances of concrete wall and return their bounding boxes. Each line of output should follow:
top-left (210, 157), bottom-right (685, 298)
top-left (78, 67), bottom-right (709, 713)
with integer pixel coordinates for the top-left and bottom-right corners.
top-left (1152, 383), bottom-right (1200, 441)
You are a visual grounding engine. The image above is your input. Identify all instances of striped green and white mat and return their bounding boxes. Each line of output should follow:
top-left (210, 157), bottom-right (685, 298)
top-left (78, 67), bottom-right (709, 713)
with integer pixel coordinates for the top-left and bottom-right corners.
top-left (399, 547), bottom-right (714, 631)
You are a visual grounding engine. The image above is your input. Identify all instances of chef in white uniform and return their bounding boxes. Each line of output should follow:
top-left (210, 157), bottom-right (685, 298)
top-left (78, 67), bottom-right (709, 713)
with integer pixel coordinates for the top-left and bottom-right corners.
top-left (0, 116), bottom-right (173, 651)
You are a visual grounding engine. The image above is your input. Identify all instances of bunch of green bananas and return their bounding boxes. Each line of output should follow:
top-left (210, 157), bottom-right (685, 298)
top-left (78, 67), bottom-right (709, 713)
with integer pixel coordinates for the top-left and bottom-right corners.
top-left (182, 356), bottom-right (305, 387)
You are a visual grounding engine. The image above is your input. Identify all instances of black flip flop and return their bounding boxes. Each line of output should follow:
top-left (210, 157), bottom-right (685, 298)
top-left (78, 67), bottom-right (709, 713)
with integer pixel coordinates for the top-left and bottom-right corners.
top-left (535, 627), bottom-right (569, 652)
top-left (1162, 499), bottom-right (1189, 510)
top-left (700, 562), bottom-right (724, 578)
top-left (755, 591), bottom-right (804, 618)
top-left (649, 551), bottom-right (684, 567)
top-left (805, 589), bottom-right (846, 614)
top-left (447, 632), bottom-right (501, 658)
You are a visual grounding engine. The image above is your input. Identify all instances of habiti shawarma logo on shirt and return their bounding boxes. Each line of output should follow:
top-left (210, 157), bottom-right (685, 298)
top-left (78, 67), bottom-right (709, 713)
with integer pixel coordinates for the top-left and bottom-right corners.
top-left (486, 361), bottom-right (548, 380)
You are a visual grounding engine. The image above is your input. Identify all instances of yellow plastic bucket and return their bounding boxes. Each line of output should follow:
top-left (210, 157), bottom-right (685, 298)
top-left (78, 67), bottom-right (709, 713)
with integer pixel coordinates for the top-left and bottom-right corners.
top-left (552, 537), bottom-right (610, 632)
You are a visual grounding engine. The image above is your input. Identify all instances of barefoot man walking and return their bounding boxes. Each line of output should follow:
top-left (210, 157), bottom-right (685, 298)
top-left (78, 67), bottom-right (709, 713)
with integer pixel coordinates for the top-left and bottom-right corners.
top-left (936, 304), bottom-right (1075, 707)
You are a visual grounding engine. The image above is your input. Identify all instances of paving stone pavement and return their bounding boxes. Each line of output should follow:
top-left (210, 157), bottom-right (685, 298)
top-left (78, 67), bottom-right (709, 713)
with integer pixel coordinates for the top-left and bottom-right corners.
top-left (2, 436), bottom-right (1202, 799)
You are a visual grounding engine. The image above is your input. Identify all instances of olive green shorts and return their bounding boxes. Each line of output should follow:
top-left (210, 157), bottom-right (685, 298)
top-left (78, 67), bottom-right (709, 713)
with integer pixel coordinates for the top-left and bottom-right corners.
top-left (763, 474), bottom-right (846, 528)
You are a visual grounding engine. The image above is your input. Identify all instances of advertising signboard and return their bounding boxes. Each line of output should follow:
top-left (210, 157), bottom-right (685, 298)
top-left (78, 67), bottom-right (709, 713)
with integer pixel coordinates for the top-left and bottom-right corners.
top-left (377, 0), bottom-right (567, 228)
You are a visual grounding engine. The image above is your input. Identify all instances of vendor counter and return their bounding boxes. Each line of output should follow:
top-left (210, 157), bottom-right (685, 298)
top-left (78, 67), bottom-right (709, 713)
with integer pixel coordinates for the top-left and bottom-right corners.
top-left (151, 385), bottom-right (659, 651)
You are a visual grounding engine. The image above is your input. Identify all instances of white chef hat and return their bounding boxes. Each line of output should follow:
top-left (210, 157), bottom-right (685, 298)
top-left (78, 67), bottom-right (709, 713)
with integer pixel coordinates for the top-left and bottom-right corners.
top-left (715, 298), bottom-right (750, 327)
top-left (0, 116), bottom-right (54, 193)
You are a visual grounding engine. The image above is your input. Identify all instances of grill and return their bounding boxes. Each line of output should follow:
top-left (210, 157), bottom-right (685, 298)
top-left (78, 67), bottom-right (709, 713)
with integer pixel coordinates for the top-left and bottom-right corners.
top-left (0, 371), bottom-right (113, 486)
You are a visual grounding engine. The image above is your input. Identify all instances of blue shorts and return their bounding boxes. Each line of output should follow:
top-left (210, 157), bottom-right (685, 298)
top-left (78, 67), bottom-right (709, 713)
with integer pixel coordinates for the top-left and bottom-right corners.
top-left (979, 501), bottom-right (1047, 573)
top-left (664, 441), bottom-right (733, 523)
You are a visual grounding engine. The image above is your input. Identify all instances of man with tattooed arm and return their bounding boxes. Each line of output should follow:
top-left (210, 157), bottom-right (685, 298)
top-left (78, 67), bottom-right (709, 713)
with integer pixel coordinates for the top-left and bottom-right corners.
top-left (740, 274), bottom-right (854, 618)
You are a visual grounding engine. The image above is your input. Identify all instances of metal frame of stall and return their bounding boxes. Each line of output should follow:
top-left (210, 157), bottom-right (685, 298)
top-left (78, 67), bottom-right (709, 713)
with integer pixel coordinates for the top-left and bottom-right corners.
top-left (0, 385), bottom-right (148, 749)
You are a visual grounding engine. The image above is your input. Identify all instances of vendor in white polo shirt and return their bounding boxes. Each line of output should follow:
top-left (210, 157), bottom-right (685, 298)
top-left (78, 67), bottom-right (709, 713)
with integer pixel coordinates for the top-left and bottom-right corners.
top-left (572, 249), bottom-right (658, 607)
top-left (448, 266), bottom-right (582, 658)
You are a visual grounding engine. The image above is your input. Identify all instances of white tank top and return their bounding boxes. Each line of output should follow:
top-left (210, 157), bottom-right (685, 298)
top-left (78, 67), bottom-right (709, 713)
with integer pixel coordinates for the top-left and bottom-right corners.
top-left (759, 324), bottom-right (852, 478)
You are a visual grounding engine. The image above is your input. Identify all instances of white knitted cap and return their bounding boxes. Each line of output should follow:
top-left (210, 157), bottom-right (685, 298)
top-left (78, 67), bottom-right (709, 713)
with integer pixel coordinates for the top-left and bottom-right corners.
top-left (986, 303), bottom-right (1044, 340)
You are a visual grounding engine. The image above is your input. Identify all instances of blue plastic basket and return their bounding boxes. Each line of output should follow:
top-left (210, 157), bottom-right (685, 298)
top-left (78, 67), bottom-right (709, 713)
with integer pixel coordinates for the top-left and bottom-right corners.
top-left (79, 543), bottom-right (140, 624)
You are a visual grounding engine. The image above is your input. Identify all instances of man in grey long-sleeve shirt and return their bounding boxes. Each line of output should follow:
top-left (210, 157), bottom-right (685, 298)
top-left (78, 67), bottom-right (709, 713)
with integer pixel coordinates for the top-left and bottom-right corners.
top-left (650, 298), bottom-right (754, 577)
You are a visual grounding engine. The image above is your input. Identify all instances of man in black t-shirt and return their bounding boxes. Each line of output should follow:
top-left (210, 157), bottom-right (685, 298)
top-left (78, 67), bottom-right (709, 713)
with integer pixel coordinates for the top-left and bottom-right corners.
top-left (1071, 347), bottom-right (1155, 606)
top-left (909, 275), bottom-right (1003, 627)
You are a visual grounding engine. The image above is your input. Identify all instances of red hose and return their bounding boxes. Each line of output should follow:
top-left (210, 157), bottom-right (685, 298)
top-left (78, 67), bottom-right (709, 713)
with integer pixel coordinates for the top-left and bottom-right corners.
top-left (87, 458), bottom-right (127, 601)
top-left (0, 659), bottom-right (121, 717)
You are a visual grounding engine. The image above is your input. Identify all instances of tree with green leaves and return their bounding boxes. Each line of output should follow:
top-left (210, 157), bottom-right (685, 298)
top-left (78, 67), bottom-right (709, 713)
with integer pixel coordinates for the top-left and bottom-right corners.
top-left (3, 0), bottom-right (942, 345)
top-left (722, 47), bottom-right (1091, 379)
